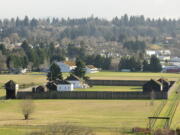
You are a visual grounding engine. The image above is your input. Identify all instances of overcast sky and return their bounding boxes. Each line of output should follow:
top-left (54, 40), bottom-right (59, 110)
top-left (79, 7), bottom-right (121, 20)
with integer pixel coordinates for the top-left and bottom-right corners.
top-left (0, 0), bottom-right (180, 19)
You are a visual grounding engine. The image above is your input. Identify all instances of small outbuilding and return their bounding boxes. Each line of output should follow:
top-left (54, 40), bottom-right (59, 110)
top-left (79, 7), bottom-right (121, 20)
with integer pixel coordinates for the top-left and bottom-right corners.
top-left (86, 65), bottom-right (99, 73)
top-left (46, 82), bottom-right (57, 91)
top-left (36, 86), bottom-right (45, 93)
top-left (143, 79), bottom-right (162, 93)
top-left (5, 80), bottom-right (19, 99)
top-left (157, 78), bottom-right (170, 92)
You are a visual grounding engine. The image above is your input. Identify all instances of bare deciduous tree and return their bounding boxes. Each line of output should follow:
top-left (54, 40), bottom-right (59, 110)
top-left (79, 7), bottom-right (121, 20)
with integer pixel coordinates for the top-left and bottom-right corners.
top-left (20, 100), bottom-right (35, 120)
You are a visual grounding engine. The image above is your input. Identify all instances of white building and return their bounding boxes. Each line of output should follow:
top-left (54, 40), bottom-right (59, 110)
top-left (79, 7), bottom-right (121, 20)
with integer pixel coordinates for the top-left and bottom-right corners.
top-left (66, 74), bottom-right (84, 88)
top-left (86, 65), bottom-right (99, 73)
top-left (170, 57), bottom-right (180, 62)
top-left (159, 50), bottom-right (171, 56)
top-left (158, 56), bottom-right (170, 61)
top-left (146, 49), bottom-right (171, 57)
top-left (55, 61), bottom-right (76, 72)
top-left (146, 50), bottom-right (157, 56)
top-left (55, 80), bottom-right (74, 91)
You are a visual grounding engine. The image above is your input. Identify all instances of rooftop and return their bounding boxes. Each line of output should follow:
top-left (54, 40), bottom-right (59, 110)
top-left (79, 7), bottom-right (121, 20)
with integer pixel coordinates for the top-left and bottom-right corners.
top-left (54, 79), bottom-right (71, 85)
top-left (66, 74), bottom-right (81, 81)
top-left (86, 65), bottom-right (97, 69)
top-left (64, 61), bottom-right (76, 66)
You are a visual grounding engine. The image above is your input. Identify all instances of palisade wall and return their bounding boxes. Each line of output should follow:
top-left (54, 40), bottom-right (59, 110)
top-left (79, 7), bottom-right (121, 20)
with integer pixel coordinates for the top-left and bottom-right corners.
top-left (17, 91), bottom-right (168, 99)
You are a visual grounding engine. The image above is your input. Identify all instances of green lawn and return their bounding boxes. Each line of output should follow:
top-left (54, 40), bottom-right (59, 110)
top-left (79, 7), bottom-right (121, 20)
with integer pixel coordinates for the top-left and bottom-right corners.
top-left (75, 86), bottom-right (142, 92)
top-left (88, 71), bottom-right (180, 81)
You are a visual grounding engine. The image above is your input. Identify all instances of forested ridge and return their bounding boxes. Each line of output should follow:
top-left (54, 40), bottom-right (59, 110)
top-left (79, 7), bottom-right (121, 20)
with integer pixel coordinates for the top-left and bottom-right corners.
top-left (0, 14), bottom-right (180, 72)
top-left (0, 14), bottom-right (179, 43)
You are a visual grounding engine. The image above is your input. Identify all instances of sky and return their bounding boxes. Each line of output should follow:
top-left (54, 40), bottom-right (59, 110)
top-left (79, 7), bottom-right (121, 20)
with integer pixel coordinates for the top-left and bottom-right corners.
top-left (0, 0), bottom-right (180, 20)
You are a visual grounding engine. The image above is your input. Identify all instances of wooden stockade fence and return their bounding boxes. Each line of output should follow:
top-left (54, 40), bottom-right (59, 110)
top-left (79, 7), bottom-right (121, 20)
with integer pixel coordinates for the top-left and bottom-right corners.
top-left (87, 80), bottom-right (175, 87)
top-left (17, 91), bottom-right (168, 99)
top-left (87, 80), bottom-right (148, 86)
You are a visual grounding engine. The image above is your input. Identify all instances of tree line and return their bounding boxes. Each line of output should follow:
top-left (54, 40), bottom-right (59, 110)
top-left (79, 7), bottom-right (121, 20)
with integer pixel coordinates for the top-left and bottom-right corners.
top-left (0, 41), bottom-right (112, 72)
top-left (119, 55), bottom-right (162, 72)
top-left (0, 15), bottom-right (179, 44)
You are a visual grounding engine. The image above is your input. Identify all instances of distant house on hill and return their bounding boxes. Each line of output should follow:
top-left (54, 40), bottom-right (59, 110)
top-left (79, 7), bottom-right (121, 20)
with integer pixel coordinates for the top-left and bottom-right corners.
top-left (86, 65), bottom-right (99, 73)
top-left (143, 79), bottom-right (162, 93)
top-left (146, 50), bottom-right (157, 56)
top-left (66, 74), bottom-right (85, 88)
top-left (157, 78), bottom-right (170, 92)
top-left (158, 56), bottom-right (170, 61)
top-left (55, 61), bottom-right (76, 72)
top-left (10, 68), bottom-right (27, 74)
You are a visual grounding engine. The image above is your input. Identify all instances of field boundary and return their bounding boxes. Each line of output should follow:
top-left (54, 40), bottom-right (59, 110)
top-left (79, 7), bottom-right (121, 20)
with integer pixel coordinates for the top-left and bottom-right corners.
top-left (17, 91), bottom-right (168, 99)
top-left (87, 80), bottom-right (148, 86)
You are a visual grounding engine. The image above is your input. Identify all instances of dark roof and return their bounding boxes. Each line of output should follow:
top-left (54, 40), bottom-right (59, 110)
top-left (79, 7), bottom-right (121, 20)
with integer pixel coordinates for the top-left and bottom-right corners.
top-left (54, 79), bottom-right (71, 85)
top-left (157, 78), bottom-right (170, 84)
top-left (5, 80), bottom-right (16, 91)
top-left (5, 80), bottom-right (16, 86)
top-left (146, 79), bottom-right (162, 86)
top-left (5, 80), bottom-right (16, 85)
top-left (66, 74), bottom-right (81, 81)
top-left (36, 85), bottom-right (45, 89)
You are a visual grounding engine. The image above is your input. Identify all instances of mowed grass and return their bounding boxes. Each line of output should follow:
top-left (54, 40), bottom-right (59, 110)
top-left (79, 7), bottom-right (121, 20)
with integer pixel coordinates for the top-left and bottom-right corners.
top-left (75, 86), bottom-right (142, 92)
top-left (0, 99), bottom-right (160, 134)
top-left (0, 74), bottom-right (46, 87)
top-left (88, 71), bottom-right (180, 81)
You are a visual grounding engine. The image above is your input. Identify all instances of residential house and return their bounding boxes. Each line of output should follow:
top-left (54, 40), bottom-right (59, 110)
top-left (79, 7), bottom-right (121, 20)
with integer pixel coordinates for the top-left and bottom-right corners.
top-left (158, 56), bottom-right (170, 61)
top-left (146, 50), bottom-right (157, 56)
top-left (159, 50), bottom-right (171, 56)
top-left (55, 61), bottom-right (76, 72)
top-left (170, 57), bottom-right (180, 62)
top-left (86, 65), bottom-right (99, 73)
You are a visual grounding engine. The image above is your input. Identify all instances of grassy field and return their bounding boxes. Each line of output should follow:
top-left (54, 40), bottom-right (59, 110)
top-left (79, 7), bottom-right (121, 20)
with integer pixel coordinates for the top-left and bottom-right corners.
top-left (0, 71), bottom-right (180, 134)
top-left (0, 74), bottom-right (46, 88)
top-left (0, 71), bottom-right (179, 87)
top-left (88, 71), bottom-right (180, 81)
top-left (75, 86), bottom-right (142, 92)
top-left (0, 98), bottom-right (160, 135)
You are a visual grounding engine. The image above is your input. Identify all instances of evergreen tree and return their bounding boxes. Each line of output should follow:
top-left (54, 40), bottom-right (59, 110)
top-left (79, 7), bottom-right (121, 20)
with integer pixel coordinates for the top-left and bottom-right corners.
top-left (47, 63), bottom-right (63, 81)
top-left (73, 58), bottom-right (86, 78)
top-left (149, 55), bottom-right (162, 72)
top-left (142, 60), bottom-right (149, 72)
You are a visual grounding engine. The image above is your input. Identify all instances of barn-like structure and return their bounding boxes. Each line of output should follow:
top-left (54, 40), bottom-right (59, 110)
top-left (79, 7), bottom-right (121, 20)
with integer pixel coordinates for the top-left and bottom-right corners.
top-left (143, 79), bottom-right (162, 92)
